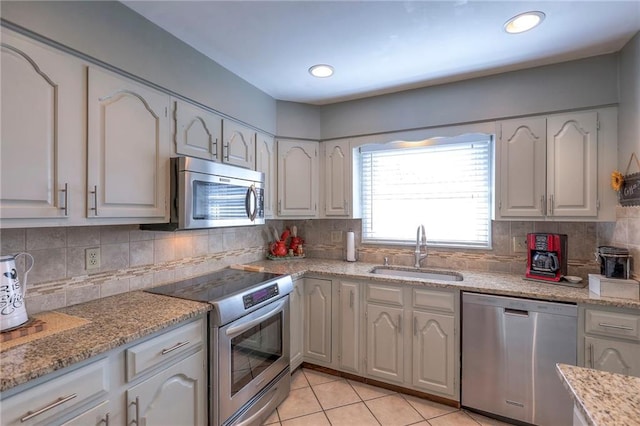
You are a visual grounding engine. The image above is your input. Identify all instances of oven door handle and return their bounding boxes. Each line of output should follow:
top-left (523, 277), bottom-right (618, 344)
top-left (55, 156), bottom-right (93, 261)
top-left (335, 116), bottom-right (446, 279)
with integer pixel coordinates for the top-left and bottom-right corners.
top-left (234, 383), bottom-right (280, 426)
top-left (225, 298), bottom-right (286, 337)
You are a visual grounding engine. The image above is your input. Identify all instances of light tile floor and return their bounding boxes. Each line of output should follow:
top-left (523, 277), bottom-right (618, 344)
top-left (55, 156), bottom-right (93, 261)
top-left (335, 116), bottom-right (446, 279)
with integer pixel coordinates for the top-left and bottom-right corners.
top-left (263, 368), bottom-right (516, 426)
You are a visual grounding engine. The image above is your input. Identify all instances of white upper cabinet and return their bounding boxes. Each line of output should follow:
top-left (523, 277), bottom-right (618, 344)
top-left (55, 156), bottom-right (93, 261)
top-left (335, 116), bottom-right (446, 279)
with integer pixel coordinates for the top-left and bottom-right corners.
top-left (277, 139), bottom-right (319, 217)
top-left (0, 30), bottom-right (84, 225)
top-left (222, 120), bottom-right (255, 169)
top-left (256, 132), bottom-right (276, 218)
top-left (496, 108), bottom-right (616, 221)
top-left (498, 117), bottom-right (546, 217)
top-left (87, 67), bottom-right (170, 220)
top-left (173, 99), bottom-right (222, 161)
top-left (323, 139), bottom-right (351, 217)
top-left (547, 112), bottom-right (598, 217)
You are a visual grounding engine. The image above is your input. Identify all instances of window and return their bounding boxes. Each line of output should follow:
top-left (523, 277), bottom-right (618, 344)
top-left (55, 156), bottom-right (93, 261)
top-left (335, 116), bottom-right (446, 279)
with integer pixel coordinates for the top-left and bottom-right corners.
top-left (360, 134), bottom-right (493, 248)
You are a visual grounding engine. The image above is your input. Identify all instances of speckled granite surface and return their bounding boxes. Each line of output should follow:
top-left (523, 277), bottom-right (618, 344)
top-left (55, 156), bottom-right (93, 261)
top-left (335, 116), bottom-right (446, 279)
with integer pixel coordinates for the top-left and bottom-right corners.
top-left (557, 364), bottom-right (640, 426)
top-left (1, 259), bottom-right (638, 394)
top-left (0, 291), bottom-right (210, 392)
top-left (250, 259), bottom-right (640, 309)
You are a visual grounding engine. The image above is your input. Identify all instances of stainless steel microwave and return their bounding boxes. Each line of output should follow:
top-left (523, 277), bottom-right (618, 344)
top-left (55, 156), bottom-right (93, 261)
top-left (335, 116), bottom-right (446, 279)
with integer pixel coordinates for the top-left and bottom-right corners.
top-left (143, 157), bottom-right (265, 230)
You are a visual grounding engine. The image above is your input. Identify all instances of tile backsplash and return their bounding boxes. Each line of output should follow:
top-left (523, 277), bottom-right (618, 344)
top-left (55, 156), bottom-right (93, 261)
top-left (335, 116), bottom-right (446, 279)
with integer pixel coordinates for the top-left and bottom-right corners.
top-left (1, 206), bottom-right (637, 314)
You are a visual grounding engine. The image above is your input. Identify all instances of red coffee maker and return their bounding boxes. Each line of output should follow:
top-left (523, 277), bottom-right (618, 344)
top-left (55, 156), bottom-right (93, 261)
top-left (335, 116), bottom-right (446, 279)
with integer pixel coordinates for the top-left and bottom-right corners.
top-left (526, 233), bottom-right (568, 282)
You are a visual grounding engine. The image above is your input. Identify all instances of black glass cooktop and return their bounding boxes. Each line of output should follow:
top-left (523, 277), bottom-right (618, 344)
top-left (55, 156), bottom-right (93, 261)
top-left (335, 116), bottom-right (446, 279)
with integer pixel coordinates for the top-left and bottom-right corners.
top-left (146, 268), bottom-right (282, 303)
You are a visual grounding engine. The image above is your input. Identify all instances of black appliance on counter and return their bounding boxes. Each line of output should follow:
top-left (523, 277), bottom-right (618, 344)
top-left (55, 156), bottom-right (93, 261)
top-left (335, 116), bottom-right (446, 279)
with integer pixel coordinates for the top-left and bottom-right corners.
top-left (596, 246), bottom-right (632, 279)
top-left (147, 268), bottom-right (292, 426)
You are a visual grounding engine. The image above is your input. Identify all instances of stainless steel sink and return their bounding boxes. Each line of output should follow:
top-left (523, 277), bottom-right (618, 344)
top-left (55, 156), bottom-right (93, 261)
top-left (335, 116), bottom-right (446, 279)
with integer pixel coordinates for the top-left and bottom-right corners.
top-left (370, 266), bottom-right (463, 281)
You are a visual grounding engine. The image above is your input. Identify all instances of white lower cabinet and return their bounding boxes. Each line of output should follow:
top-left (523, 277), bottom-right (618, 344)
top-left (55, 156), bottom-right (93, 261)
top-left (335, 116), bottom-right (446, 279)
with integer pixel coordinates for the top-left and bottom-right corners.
top-left (582, 306), bottom-right (640, 378)
top-left (0, 316), bottom-right (206, 426)
top-left (300, 277), bottom-right (460, 401)
top-left (337, 280), bottom-right (360, 374)
top-left (304, 278), bottom-right (332, 364)
top-left (366, 303), bottom-right (404, 384)
top-left (126, 351), bottom-right (206, 426)
top-left (290, 277), bottom-right (305, 370)
top-left (412, 311), bottom-right (455, 396)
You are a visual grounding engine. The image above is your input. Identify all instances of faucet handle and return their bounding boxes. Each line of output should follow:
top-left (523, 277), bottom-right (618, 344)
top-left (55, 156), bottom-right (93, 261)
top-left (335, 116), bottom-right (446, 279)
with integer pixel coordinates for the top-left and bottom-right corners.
top-left (383, 257), bottom-right (389, 266)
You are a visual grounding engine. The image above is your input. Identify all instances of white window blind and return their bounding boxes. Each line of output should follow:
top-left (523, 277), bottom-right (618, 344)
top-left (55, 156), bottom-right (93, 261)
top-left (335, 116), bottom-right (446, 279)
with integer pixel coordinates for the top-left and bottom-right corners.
top-left (360, 135), bottom-right (493, 248)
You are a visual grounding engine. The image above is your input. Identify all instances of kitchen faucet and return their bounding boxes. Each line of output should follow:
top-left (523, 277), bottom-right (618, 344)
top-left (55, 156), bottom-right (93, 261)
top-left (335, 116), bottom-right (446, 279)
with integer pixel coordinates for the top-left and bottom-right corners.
top-left (415, 225), bottom-right (427, 268)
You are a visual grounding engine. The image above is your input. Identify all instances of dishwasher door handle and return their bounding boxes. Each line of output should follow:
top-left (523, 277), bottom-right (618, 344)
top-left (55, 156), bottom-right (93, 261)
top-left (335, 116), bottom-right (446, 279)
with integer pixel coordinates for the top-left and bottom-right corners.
top-left (504, 308), bottom-right (529, 316)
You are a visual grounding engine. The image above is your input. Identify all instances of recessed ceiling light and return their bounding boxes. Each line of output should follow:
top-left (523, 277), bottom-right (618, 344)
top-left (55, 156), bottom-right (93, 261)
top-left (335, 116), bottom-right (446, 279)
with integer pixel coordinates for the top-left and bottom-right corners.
top-left (504, 11), bottom-right (545, 34)
top-left (309, 64), bottom-right (334, 78)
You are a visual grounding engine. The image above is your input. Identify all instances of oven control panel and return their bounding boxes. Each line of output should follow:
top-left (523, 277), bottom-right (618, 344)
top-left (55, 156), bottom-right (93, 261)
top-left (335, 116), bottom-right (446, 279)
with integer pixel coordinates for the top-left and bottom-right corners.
top-left (243, 284), bottom-right (279, 309)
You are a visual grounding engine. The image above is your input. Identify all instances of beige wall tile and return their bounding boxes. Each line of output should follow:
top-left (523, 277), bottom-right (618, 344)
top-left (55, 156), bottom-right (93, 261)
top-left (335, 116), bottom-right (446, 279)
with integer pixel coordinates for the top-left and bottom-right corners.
top-left (101, 243), bottom-right (130, 271)
top-left (67, 227), bottom-right (100, 247)
top-left (0, 228), bottom-right (26, 254)
top-left (28, 248), bottom-right (66, 284)
top-left (130, 240), bottom-right (154, 267)
top-left (66, 247), bottom-right (88, 277)
top-left (25, 292), bottom-right (66, 315)
top-left (130, 273), bottom-right (154, 290)
top-left (66, 284), bottom-right (100, 306)
top-left (100, 225), bottom-right (133, 244)
top-left (26, 227), bottom-right (66, 250)
top-left (154, 238), bottom-right (176, 263)
top-left (100, 277), bottom-right (130, 297)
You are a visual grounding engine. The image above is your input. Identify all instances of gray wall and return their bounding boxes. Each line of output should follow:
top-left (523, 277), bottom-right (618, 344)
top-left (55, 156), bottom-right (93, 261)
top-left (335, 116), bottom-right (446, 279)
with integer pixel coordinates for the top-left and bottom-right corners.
top-left (0, 0), bottom-right (277, 134)
top-left (319, 54), bottom-right (619, 140)
top-left (276, 101), bottom-right (322, 140)
top-left (619, 31), bottom-right (640, 170)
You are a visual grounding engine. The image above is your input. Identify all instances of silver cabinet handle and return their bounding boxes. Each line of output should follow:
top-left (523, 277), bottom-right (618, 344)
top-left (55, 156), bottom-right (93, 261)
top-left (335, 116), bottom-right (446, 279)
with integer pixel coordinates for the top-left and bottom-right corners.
top-left (60, 183), bottom-right (69, 216)
top-left (549, 194), bottom-right (554, 215)
top-left (161, 340), bottom-right (190, 355)
top-left (223, 142), bottom-right (229, 161)
top-left (588, 343), bottom-right (594, 368)
top-left (100, 413), bottom-right (110, 426)
top-left (598, 322), bottom-right (634, 331)
top-left (278, 199), bottom-right (282, 214)
top-left (540, 195), bottom-right (545, 215)
top-left (349, 290), bottom-right (354, 308)
top-left (20, 393), bottom-right (77, 422)
top-left (212, 137), bottom-right (218, 158)
top-left (90, 185), bottom-right (99, 216)
top-left (130, 396), bottom-right (140, 425)
top-left (397, 315), bottom-right (402, 334)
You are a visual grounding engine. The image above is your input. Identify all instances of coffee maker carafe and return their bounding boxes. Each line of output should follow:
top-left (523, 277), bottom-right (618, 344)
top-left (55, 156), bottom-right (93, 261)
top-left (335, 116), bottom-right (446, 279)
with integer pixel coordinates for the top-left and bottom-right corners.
top-left (526, 233), bottom-right (568, 282)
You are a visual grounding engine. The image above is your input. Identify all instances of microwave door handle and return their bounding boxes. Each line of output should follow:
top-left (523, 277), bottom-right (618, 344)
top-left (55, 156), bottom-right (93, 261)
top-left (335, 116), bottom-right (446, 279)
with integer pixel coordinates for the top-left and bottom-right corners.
top-left (245, 185), bottom-right (258, 221)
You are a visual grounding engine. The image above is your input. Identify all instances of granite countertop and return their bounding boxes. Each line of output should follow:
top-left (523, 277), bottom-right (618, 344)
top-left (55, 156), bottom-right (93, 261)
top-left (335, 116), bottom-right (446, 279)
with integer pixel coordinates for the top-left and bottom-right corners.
top-left (1, 258), bottom-right (638, 395)
top-left (557, 364), bottom-right (640, 426)
top-left (0, 291), bottom-right (210, 393)
top-left (250, 259), bottom-right (640, 310)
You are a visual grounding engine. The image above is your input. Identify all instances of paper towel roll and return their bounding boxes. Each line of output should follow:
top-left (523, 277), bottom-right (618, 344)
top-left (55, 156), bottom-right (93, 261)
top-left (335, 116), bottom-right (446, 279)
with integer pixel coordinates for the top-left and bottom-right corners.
top-left (346, 231), bottom-right (356, 262)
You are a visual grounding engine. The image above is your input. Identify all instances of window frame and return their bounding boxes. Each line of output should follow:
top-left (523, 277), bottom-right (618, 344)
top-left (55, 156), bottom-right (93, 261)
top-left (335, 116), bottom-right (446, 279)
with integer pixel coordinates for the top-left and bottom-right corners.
top-left (357, 133), bottom-right (495, 249)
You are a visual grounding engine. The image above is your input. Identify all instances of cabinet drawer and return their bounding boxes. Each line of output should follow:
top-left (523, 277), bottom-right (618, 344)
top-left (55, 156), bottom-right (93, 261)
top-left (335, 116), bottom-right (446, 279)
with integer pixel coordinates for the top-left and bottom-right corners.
top-left (126, 318), bottom-right (204, 381)
top-left (413, 288), bottom-right (455, 313)
top-left (367, 284), bottom-right (404, 306)
top-left (2, 358), bottom-right (109, 426)
top-left (585, 309), bottom-right (640, 341)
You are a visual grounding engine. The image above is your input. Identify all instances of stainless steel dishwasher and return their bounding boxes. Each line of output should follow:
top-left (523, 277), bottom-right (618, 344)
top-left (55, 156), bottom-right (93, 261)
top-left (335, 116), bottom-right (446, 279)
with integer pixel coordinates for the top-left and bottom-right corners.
top-left (461, 292), bottom-right (577, 426)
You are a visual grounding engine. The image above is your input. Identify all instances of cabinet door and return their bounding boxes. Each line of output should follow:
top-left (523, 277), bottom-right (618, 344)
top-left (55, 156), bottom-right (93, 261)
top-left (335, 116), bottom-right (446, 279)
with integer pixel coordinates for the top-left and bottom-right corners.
top-left (174, 99), bottom-right (221, 161)
top-left (585, 336), bottom-right (640, 377)
top-left (290, 278), bottom-right (304, 370)
top-left (222, 120), bottom-right (255, 169)
top-left (412, 311), bottom-right (455, 396)
top-left (338, 280), bottom-right (360, 373)
top-left (498, 118), bottom-right (546, 218)
top-left (0, 30), bottom-right (84, 222)
top-left (366, 303), bottom-right (404, 383)
top-left (127, 350), bottom-right (206, 426)
top-left (256, 132), bottom-right (276, 218)
top-left (547, 112), bottom-right (598, 217)
top-left (304, 278), bottom-right (332, 364)
top-left (87, 67), bottom-right (170, 219)
top-left (277, 139), bottom-right (319, 217)
top-left (324, 140), bottom-right (351, 216)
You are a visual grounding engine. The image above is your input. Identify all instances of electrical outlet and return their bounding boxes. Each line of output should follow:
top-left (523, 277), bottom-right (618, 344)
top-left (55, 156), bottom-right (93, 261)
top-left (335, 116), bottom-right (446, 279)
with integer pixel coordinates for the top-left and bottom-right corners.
top-left (85, 247), bottom-right (101, 270)
top-left (331, 231), bottom-right (342, 243)
top-left (512, 236), bottom-right (527, 253)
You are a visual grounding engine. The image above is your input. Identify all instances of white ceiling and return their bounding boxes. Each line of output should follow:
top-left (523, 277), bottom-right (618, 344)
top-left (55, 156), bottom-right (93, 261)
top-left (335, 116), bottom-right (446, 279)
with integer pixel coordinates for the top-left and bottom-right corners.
top-left (122, 1), bottom-right (640, 105)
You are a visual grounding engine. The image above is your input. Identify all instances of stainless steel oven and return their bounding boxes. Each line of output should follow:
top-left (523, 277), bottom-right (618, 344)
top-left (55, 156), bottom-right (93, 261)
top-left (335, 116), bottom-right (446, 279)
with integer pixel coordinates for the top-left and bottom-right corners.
top-left (146, 268), bottom-right (292, 426)
top-left (215, 295), bottom-right (290, 425)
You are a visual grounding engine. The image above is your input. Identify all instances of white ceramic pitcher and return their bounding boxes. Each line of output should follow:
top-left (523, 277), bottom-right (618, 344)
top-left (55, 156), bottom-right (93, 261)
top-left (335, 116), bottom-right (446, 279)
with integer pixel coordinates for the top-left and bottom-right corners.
top-left (0, 252), bottom-right (34, 331)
